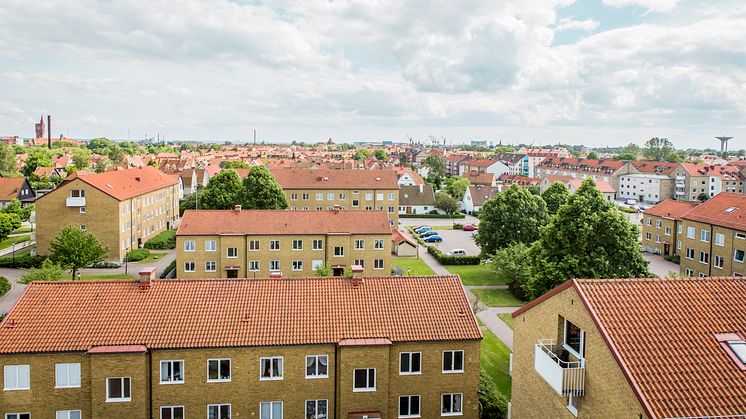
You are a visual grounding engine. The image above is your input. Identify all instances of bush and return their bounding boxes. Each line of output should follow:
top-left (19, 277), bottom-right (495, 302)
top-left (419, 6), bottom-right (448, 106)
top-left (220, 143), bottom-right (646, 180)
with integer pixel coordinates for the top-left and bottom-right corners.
top-left (160, 260), bottom-right (177, 279)
top-left (0, 254), bottom-right (46, 269)
top-left (479, 370), bottom-right (509, 418)
top-left (126, 248), bottom-right (150, 262)
top-left (90, 261), bottom-right (121, 269)
top-left (400, 212), bottom-right (466, 219)
top-left (618, 206), bottom-right (637, 214)
top-left (19, 260), bottom-right (66, 284)
top-left (429, 209), bottom-right (439, 214)
top-left (427, 245), bottom-right (481, 265)
top-left (0, 276), bottom-right (10, 297)
top-left (664, 254), bottom-right (681, 264)
top-left (144, 230), bottom-right (176, 249)
top-left (453, 223), bottom-right (464, 229)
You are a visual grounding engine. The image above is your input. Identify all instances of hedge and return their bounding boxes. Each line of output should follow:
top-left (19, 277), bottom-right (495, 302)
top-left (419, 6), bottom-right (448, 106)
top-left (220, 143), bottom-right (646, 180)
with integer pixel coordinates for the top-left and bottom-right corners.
top-left (144, 230), bottom-right (176, 250)
top-left (0, 276), bottom-right (10, 297)
top-left (0, 255), bottom-right (46, 269)
top-left (126, 248), bottom-right (150, 262)
top-left (160, 260), bottom-right (177, 279)
top-left (400, 212), bottom-right (466, 219)
top-left (427, 246), bottom-right (481, 265)
top-left (617, 206), bottom-right (638, 214)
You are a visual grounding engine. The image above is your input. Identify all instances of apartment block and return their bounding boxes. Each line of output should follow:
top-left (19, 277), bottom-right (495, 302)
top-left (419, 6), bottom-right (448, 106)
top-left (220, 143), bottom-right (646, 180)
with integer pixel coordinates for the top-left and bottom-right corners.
top-left (270, 168), bottom-right (400, 225)
top-left (535, 158), bottom-right (635, 192)
top-left (0, 275), bottom-right (482, 419)
top-left (678, 193), bottom-right (746, 277)
top-left (176, 208), bottom-right (392, 279)
top-left (35, 167), bottom-right (180, 261)
top-left (641, 199), bottom-right (698, 256)
top-left (511, 276), bottom-right (746, 418)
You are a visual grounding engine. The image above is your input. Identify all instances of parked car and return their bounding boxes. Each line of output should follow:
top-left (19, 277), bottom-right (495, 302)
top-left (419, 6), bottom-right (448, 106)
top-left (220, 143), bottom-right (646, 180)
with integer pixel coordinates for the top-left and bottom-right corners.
top-left (462, 224), bottom-right (478, 231)
top-left (420, 230), bottom-right (439, 238)
top-left (414, 226), bottom-right (431, 234)
top-left (413, 225), bottom-right (429, 232)
top-left (625, 198), bottom-right (637, 205)
top-left (447, 249), bottom-right (467, 256)
top-left (471, 231), bottom-right (479, 239)
top-left (424, 235), bottom-right (443, 243)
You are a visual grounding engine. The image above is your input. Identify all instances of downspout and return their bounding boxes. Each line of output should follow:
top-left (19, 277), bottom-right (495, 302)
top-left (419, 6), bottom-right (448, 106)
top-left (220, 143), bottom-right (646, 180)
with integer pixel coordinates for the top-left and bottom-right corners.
top-left (148, 350), bottom-right (153, 418)
top-left (709, 225), bottom-right (714, 277)
top-left (334, 344), bottom-right (340, 419)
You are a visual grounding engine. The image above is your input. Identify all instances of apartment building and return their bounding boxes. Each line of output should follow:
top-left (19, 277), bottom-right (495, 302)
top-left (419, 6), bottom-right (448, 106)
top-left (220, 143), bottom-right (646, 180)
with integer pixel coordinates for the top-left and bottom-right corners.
top-left (678, 193), bottom-right (746, 277)
top-left (511, 276), bottom-right (746, 418)
top-left (176, 208), bottom-right (392, 279)
top-left (36, 167), bottom-right (180, 261)
top-left (269, 168), bottom-right (400, 225)
top-left (641, 199), bottom-right (698, 256)
top-left (0, 275), bottom-right (482, 419)
top-left (445, 154), bottom-right (469, 177)
top-left (535, 158), bottom-right (635, 192)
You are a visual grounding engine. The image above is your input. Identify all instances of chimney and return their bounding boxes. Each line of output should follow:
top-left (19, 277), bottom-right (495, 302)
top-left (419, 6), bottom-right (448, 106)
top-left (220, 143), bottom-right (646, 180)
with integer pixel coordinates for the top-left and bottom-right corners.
top-left (47, 115), bottom-right (51, 149)
top-left (138, 267), bottom-right (156, 287)
top-left (234, 204), bottom-right (241, 212)
top-left (135, 176), bottom-right (141, 182)
top-left (332, 205), bottom-right (341, 214)
top-left (351, 265), bottom-right (364, 287)
top-left (419, 184), bottom-right (423, 193)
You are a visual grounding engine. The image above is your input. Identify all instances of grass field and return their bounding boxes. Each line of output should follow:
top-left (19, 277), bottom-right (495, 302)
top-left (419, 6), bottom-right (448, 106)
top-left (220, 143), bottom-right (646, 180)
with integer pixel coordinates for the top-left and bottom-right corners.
top-left (446, 264), bottom-right (506, 285)
top-left (0, 234), bottom-right (31, 250)
top-left (497, 313), bottom-right (515, 329)
top-left (79, 274), bottom-right (134, 280)
top-left (473, 288), bottom-right (524, 307)
top-left (392, 257), bottom-right (436, 276)
top-left (481, 328), bottom-right (512, 396)
top-left (140, 251), bottom-right (169, 264)
top-left (10, 227), bottom-right (33, 234)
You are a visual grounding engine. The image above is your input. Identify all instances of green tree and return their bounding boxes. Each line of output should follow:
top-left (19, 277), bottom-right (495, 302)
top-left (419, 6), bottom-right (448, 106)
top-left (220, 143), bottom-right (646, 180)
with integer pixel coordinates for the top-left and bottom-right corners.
top-left (643, 137), bottom-right (677, 162)
top-left (353, 149), bottom-right (371, 160)
top-left (179, 188), bottom-right (204, 216)
top-left (697, 192), bottom-right (710, 202)
top-left (238, 166), bottom-right (289, 210)
top-left (22, 149), bottom-right (53, 177)
top-left (1, 199), bottom-right (33, 222)
top-left (373, 149), bottom-right (388, 161)
top-left (49, 226), bottom-right (108, 279)
top-left (72, 147), bottom-right (92, 169)
top-left (541, 182), bottom-right (570, 215)
top-left (478, 370), bottom-right (508, 419)
top-left (476, 184), bottom-right (549, 256)
top-left (586, 151), bottom-right (599, 160)
top-left (423, 154), bottom-right (445, 188)
top-left (223, 161), bottom-right (250, 169)
top-left (527, 185), bottom-right (540, 196)
top-left (435, 192), bottom-right (459, 214)
top-left (490, 243), bottom-right (532, 301)
top-left (19, 260), bottom-right (66, 284)
top-left (526, 178), bottom-right (651, 300)
top-left (445, 177), bottom-right (469, 200)
top-left (0, 143), bottom-right (18, 176)
top-left (314, 263), bottom-right (331, 277)
top-left (0, 213), bottom-right (21, 241)
top-left (399, 154), bottom-right (411, 167)
top-left (200, 170), bottom-right (242, 210)
top-left (614, 143), bottom-right (641, 160)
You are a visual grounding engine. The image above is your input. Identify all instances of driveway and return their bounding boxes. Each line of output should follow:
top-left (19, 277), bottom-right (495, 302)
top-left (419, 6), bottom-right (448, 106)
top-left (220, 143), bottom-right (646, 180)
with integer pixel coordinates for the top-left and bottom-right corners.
top-left (0, 268), bottom-right (28, 314)
top-left (78, 249), bottom-right (177, 278)
top-left (644, 253), bottom-right (680, 277)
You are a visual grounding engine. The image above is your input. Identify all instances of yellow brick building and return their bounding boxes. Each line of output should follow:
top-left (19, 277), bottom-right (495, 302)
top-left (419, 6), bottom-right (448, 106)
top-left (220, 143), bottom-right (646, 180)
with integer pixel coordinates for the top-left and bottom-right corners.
top-left (640, 199), bottom-right (697, 256)
top-left (176, 208), bottom-right (393, 279)
top-left (35, 167), bottom-right (180, 261)
top-left (0, 275), bottom-right (482, 419)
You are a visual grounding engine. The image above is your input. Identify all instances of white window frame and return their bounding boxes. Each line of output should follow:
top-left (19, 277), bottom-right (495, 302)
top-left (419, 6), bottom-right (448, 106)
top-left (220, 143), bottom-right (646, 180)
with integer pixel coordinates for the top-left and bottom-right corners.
top-left (686, 227), bottom-right (695, 239)
top-left (305, 399), bottom-right (328, 419)
top-left (184, 261), bottom-right (196, 272)
top-left (259, 357), bottom-right (284, 381)
top-left (334, 246), bottom-right (344, 257)
top-left (259, 401), bottom-right (282, 419)
top-left (399, 395), bottom-right (421, 418)
top-left (442, 350), bottom-right (464, 373)
top-left (207, 404), bottom-right (231, 419)
top-left (184, 240), bottom-right (195, 251)
top-left (160, 360), bottom-right (184, 384)
top-left (715, 233), bottom-right (725, 247)
top-left (55, 363), bottom-right (81, 388)
top-left (227, 247), bottom-right (238, 258)
top-left (5, 414), bottom-right (30, 419)
top-left (249, 240), bottom-right (260, 251)
top-left (374, 259), bottom-right (384, 270)
top-left (305, 355), bottom-right (329, 379)
top-left (353, 368), bottom-right (376, 392)
top-left (700, 229), bottom-right (710, 242)
top-left (400, 352), bottom-right (422, 375)
top-left (735, 249), bottom-right (745, 263)
top-left (293, 240), bottom-right (303, 250)
top-left (56, 411), bottom-right (81, 419)
top-left (105, 376), bottom-right (131, 402)
top-left (207, 358), bottom-right (231, 383)
top-left (312, 239), bottom-right (323, 250)
top-left (441, 393), bottom-right (463, 416)
top-left (205, 240), bottom-right (217, 252)
top-left (270, 260), bottom-right (280, 271)
top-left (159, 406), bottom-right (184, 419)
top-left (374, 239), bottom-right (384, 250)
top-left (292, 260), bottom-right (303, 271)
top-left (249, 260), bottom-right (260, 272)
top-left (79, 207), bottom-right (86, 214)
top-left (3, 365), bottom-right (30, 391)
top-left (205, 261), bottom-right (217, 272)
top-left (354, 239), bottom-right (365, 250)
top-left (270, 240), bottom-right (280, 251)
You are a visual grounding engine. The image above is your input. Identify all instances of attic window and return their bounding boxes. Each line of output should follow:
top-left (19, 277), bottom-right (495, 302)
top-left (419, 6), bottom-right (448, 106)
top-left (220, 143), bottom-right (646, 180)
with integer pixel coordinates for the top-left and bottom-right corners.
top-left (725, 207), bottom-right (738, 214)
top-left (731, 341), bottom-right (746, 363)
top-left (715, 333), bottom-right (746, 370)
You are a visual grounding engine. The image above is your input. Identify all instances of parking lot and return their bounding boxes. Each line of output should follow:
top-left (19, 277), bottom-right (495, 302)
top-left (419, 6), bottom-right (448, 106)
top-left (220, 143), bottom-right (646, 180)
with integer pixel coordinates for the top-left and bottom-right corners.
top-left (423, 228), bottom-right (482, 256)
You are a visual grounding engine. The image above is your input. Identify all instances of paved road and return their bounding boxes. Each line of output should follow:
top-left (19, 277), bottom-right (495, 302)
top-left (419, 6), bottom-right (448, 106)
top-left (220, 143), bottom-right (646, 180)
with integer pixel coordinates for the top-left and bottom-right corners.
top-left (0, 268), bottom-right (28, 314)
top-left (644, 253), bottom-right (680, 277)
top-left (78, 249), bottom-right (177, 278)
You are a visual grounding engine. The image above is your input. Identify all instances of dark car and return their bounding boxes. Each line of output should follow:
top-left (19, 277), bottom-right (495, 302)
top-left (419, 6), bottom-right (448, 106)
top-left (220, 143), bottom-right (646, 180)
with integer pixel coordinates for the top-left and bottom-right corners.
top-left (423, 235), bottom-right (443, 243)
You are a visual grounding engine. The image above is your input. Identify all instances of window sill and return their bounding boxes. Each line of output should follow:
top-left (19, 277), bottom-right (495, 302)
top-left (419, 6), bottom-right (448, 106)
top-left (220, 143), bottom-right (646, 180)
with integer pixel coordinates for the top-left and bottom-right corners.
top-left (399, 415), bottom-right (421, 418)
top-left (399, 372), bottom-right (422, 376)
top-left (305, 375), bottom-right (328, 379)
top-left (441, 413), bottom-right (463, 417)
top-left (442, 370), bottom-right (464, 374)
top-left (207, 379), bottom-right (231, 383)
top-left (259, 377), bottom-right (284, 381)
top-left (55, 385), bottom-right (81, 389)
top-left (106, 398), bottom-right (131, 403)
top-left (3, 387), bottom-right (30, 391)
top-left (353, 388), bottom-right (376, 392)
top-left (159, 381), bottom-right (184, 385)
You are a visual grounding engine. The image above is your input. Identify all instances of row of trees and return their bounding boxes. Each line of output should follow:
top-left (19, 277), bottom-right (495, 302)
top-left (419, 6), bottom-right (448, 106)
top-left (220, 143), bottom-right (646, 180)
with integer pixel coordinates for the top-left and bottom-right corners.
top-left (478, 180), bottom-right (650, 300)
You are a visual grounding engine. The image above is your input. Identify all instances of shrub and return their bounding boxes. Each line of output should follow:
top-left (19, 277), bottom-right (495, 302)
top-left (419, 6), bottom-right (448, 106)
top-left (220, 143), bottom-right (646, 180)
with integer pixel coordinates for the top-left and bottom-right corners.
top-left (0, 276), bottom-right (10, 297)
top-left (618, 206), bottom-right (637, 214)
top-left (427, 245), bottom-right (481, 265)
top-left (126, 248), bottom-right (150, 262)
top-left (160, 260), bottom-right (177, 279)
top-left (428, 209), bottom-right (439, 214)
top-left (453, 223), bottom-right (464, 229)
top-left (19, 260), bottom-right (66, 284)
top-left (479, 370), bottom-right (509, 418)
top-left (400, 212), bottom-right (466, 219)
top-left (143, 230), bottom-right (176, 249)
top-left (664, 254), bottom-right (680, 264)
top-left (90, 261), bottom-right (121, 269)
top-left (0, 254), bottom-right (46, 269)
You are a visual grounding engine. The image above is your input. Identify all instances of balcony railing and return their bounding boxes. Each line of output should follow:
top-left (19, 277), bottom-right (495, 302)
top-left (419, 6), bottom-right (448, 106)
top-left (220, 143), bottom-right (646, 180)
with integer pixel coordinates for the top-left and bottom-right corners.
top-left (66, 196), bottom-right (86, 207)
top-left (534, 339), bottom-right (585, 396)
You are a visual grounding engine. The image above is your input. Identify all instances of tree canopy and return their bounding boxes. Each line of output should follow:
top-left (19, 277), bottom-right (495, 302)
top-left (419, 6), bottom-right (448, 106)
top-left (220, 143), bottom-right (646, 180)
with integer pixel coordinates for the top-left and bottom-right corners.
top-left (541, 182), bottom-right (570, 215)
top-left (72, 147), bottom-right (92, 169)
top-left (445, 176), bottom-right (469, 200)
top-left (1, 199), bottom-right (33, 222)
top-left (22, 149), bottom-right (53, 177)
top-left (373, 149), bottom-right (388, 161)
top-left (0, 143), bottom-right (18, 176)
top-left (353, 149), bottom-right (370, 160)
top-left (223, 161), bottom-right (250, 169)
top-left (423, 154), bottom-right (445, 188)
top-left (643, 137), bottom-right (683, 162)
top-left (238, 166), bottom-right (289, 210)
top-left (435, 192), bottom-right (459, 214)
top-left (49, 226), bottom-right (109, 279)
top-left (0, 213), bottom-right (21, 242)
top-left (199, 170), bottom-right (242, 210)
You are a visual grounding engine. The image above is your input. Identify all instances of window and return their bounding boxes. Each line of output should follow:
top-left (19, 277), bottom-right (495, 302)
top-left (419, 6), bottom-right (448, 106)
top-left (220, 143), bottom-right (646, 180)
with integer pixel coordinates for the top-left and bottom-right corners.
top-left (260, 402), bottom-right (282, 419)
top-left (270, 260), bottom-right (280, 271)
top-left (316, 193), bottom-right (324, 200)
top-left (686, 227), bottom-right (695, 239)
top-left (208, 404), bottom-right (231, 419)
top-left (270, 240), bottom-right (280, 251)
top-left (686, 248), bottom-right (695, 260)
top-left (563, 319), bottom-right (585, 357)
top-left (79, 225), bottom-right (86, 231)
top-left (353, 259), bottom-right (364, 268)
top-left (293, 240), bottom-right (303, 250)
top-left (645, 232), bottom-right (651, 241)
top-left (249, 240), bottom-right (260, 251)
top-left (735, 249), bottom-right (745, 263)
top-left (701, 230), bottom-right (710, 242)
top-left (306, 355), bottom-right (328, 378)
top-left (306, 399), bottom-right (328, 419)
top-left (303, 193), bottom-right (309, 200)
top-left (655, 220), bottom-right (661, 228)
top-left (441, 393), bottom-right (463, 416)
top-left (400, 352), bottom-right (421, 374)
top-left (184, 261), bottom-right (196, 272)
top-left (250, 261), bottom-right (260, 272)
top-left (678, 224), bottom-right (683, 234)
top-left (655, 234), bottom-right (660, 243)
top-left (665, 226), bottom-right (671, 236)
top-left (352, 199), bottom-right (359, 207)
top-left (3, 365), bottom-right (30, 390)
top-left (5, 414), bottom-right (30, 419)
top-left (365, 193), bottom-right (373, 200)
top-left (160, 360), bottom-right (184, 384)
top-left (334, 246), bottom-right (344, 257)
top-left (71, 189), bottom-right (85, 198)
top-left (646, 218), bottom-right (652, 226)
top-left (208, 359), bottom-right (231, 382)
top-left (737, 233), bottom-right (746, 240)
top-left (376, 193), bottom-right (384, 200)
top-left (729, 341), bottom-right (746, 364)
top-left (55, 363), bottom-right (81, 388)
top-left (106, 377), bottom-right (131, 402)
top-left (685, 268), bottom-right (694, 276)
top-left (354, 239), bottom-right (365, 250)
top-left (399, 395), bottom-right (421, 418)
top-left (293, 260), bottom-right (303, 271)
top-left (260, 357), bottom-right (283, 380)
top-left (312, 239), bottom-right (323, 250)
top-left (567, 394), bottom-right (580, 416)
top-left (374, 259), bottom-right (384, 270)
top-left (205, 240), bottom-right (216, 251)
top-left (227, 247), bottom-right (238, 258)
top-left (327, 193), bottom-right (334, 200)
top-left (442, 350), bottom-right (464, 373)
top-left (353, 368), bottom-right (375, 392)
top-left (79, 207), bottom-right (86, 214)
top-left (715, 255), bottom-right (724, 269)
top-left (389, 206), bottom-right (395, 213)
top-left (205, 261), bottom-right (216, 272)
top-left (160, 406), bottom-right (184, 419)
top-left (699, 251), bottom-right (709, 264)
top-left (388, 193), bottom-right (395, 200)
top-left (56, 411), bottom-right (81, 419)
top-left (339, 193), bottom-right (346, 199)
top-left (291, 193), bottom-right (298, 200)
top-left (715, 233), bottom-right (725, 246)
top-left (372, 239), bottom-right (385, 250)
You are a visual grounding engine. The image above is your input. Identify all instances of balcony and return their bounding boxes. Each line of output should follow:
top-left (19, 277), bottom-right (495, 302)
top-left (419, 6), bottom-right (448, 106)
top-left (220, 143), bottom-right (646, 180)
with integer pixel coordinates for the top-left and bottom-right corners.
top-left (534, 339), bottom-right (585, 396)
top-left (66, 197), bottom-right (86, 207)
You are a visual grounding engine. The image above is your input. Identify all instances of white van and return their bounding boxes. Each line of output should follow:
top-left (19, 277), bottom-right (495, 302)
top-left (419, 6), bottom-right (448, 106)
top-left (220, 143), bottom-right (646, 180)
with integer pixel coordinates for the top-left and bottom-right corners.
top-left (625, 199), bottom-right (637, 205)
top-left (446, 249), bottom-right (467, 256)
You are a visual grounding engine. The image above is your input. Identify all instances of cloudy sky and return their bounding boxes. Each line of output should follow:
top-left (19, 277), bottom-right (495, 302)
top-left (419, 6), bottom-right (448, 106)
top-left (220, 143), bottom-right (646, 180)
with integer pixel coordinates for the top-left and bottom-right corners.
top-left (1, 0), bottom-right (744, 148)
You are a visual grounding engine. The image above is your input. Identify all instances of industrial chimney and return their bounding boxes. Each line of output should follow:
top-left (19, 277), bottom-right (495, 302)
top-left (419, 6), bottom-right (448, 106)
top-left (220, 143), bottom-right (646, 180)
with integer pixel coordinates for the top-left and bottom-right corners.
top-left (47, 115), bottom-right (52, 149)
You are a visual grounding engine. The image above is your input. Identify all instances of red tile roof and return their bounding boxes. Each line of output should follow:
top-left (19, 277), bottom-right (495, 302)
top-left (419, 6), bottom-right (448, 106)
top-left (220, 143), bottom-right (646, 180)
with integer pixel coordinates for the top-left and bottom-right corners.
top-left (52, 166), bottom-right (178, 201)
top-left (644, 199), bottom-right (699, 220)
top-left (177, 209), bottom-right (392, 236)
top-left (515, 276), bottom-right (746, 419)
top-left (270, 168), bottom-right (398, 190)
top-left (0, 178), bottom-right (27, 201)
top-left (538, 157), bottom-right (626, 174)
top-left (682, 193), bottom-right (746, 231)
top-left (462, 172), bottom-right (495, 186)
top-left (0, 276), bottom-right (481, 353)
top-left (467, 185), bottom-right (499, 206)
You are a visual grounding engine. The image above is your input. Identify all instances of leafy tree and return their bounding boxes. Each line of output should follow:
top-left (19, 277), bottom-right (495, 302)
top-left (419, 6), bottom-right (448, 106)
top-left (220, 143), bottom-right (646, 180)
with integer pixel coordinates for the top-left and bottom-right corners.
top-left (373, 149), bottom-right (388, 161)
top-left (399, 154), bottom-right (411, 166)
top-left (0, 213), bottom-right (21, 241)
top-left (586, 151), bottom-right (599, 160)
top-left (0, 143), bottom-right (18, 176)
top-left (643, 137), bottom-right (677, 162)
top-left (1, 199), bottom-right (33, 221)
top-left (697, 192), bottom-right (710, 202)
top-left (200, 170), bottom-right (242, 210)
top-left (22, 149), bottom-right (53, 177)
top-left (491, 243), bottom-right (532, 301)
top-left (223, 161), bottom-right (250, 169)
top-left (527, 185), bottom-right (540, 196)
top-left (19, 260), bottom-right (66, 284)
top-left (526, 178), bottom-right (651, 300)
top-left (541, 182), bottom-right (570, 215)
top-left (353, 149), bottom-right (371, 160)
top-left (314, 263), bottom-right (331, 277)
top-left (72, 147), bottom-right (92, 169)
top-left (107, 144), bottom-right (125, 165)
top-left (435, 192), bottom-right (459, 214)
top-left (179, 188), bottom-right (204, 215)
top-left (423, 154), bottom-right (445, 188)
top-left (49, 226), bottom-right (108, 279)
top-left (613, 143), bottom-right (642, 161)
top-left (445, 177), bottom-right (469, 200)
top-left (238, 166), bottom-right (289, 210)
top-left (476, 184), bottom-right (549, 256)
top-left (478, 370), bottom-right (508, 419)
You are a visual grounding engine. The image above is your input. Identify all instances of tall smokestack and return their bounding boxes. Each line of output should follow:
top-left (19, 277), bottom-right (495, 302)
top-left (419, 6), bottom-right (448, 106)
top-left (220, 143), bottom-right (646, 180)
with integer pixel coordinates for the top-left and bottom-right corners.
top-left (253, 129), bottom-right (256, 145)
top-left (47, 115), bottom-right (51, 149)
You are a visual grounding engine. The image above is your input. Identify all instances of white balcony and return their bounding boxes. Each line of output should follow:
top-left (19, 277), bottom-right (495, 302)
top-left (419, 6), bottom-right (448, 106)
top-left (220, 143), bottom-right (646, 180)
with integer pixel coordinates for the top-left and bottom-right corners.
top-left (534, 339), bottom-right (585, 396)
top-left (66, 197), bottom-right (86, 207)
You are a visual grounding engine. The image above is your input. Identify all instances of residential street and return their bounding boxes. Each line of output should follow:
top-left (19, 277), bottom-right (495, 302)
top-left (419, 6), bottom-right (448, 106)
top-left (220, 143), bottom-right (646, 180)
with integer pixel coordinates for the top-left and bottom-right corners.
top-left (0, 268), bottom-right (28, 314)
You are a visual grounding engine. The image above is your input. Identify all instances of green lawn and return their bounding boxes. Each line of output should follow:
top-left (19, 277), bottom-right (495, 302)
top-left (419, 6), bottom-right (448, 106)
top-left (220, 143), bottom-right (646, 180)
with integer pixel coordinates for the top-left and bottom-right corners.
top-left (481, 328), bottom-right (512, 396)
top-left (497, 313), bottom-right (515, 329)
top-left (10, 227), bottom-right (33, 234)
top-left (79, 274), bottom-right (134, 280)
top-left (392, 258), bottom-right (436, 276)
top-left (473, 288), bottom-right (524, 307)
top-left (140, 252), bottom-right (169, 264)
top-left (446, 264), bottom-right (506, 285)
top-left (0, 234), bottom-right (31, 250)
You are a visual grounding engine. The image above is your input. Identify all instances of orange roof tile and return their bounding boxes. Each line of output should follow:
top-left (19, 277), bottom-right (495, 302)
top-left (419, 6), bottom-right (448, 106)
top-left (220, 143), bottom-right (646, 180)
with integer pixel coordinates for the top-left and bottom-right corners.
top-left (53, 166), bottom-right (178, 201)
top-left (0, 276), bottom-right (481, 353)
top-left (177, 209), bottom-right (392, 236)
top-left (269, 168), bottom-right (398, 189)
top-left (682, 193), bottom-right (746, 231)
top-left (0, 178), bottom-right (28, 201)
top-left (644, 199), bottom-right (699, 220)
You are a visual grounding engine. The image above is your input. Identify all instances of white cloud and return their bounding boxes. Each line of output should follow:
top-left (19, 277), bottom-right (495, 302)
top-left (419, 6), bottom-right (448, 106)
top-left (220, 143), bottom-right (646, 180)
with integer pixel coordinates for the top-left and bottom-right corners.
top-left (556, 17), bottom-right (600, 32)
top-left (602, 0), bottom-right (680, 14)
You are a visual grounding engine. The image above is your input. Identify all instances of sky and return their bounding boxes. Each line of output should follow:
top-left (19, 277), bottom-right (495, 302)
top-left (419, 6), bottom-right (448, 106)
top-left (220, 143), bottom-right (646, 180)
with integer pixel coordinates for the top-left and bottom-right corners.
top-left (0, 0), bottom-right (745, 149)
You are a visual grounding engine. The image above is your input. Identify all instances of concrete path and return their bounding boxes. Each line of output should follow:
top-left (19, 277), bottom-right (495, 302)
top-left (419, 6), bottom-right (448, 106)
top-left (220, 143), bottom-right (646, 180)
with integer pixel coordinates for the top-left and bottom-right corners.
top-left (0, 241), bottom-right (34, 257)
top-left (0, 268), bottom-right (28, 314)
top-left (643, 253), bottom-right (680, 277)
top-left (78, 249), bottom-right (177, 278)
